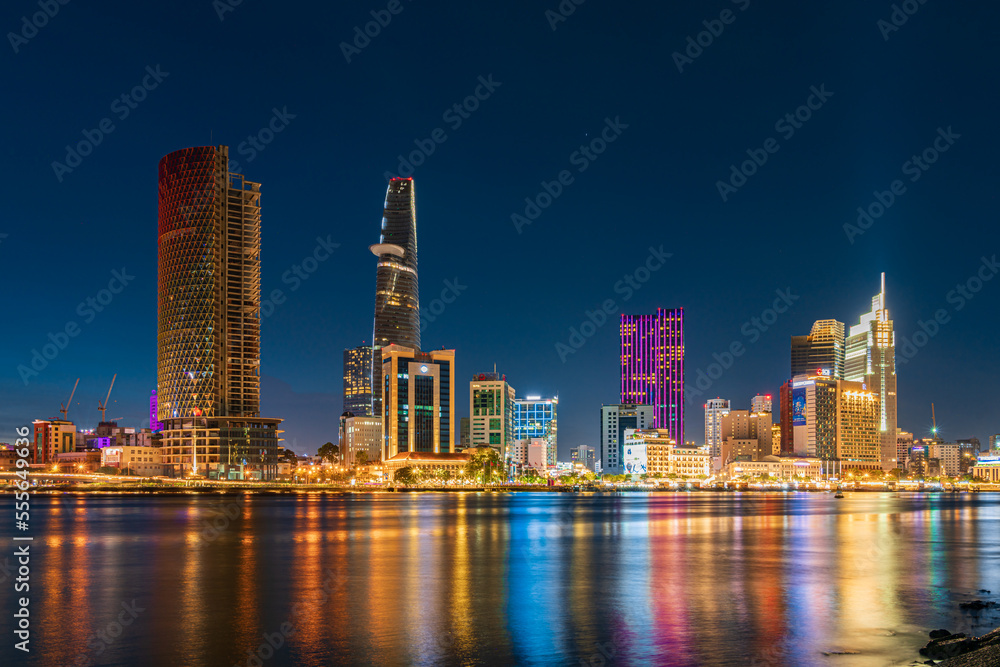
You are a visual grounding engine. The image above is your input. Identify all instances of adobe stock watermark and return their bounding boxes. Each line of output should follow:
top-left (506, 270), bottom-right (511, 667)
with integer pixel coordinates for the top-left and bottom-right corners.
top-left (555, 246), bottom-right (671, 363)
top-left (419, 278), bottom-right (467, 333)
top-left (75, 600), bottom-right (145, 664)
top-left (213, 0), bottom-right (244, 21)
top-left (512, 116), bottom-right (628, 234)
top-left (260, 236), bottom-right (339, 319)
top-left (7, 0), bottom-right (71, 54)
top-left (716, 84), bottom-right (834, 202)
top-left (897, 255), bottom-right (998, 364)
top-left (672, 0), bottom-right (752, 73)
top-left (843, 126), bottom-right (960, 244)
top-left (18, 268), bottom-right (135, 385)
top-left (545, 0), bottom-right (587, 31)
top-left (51, 65), bottom-right (170, 182)
top-left (340, 0), bottom-right (415, 64)
top-left (686, 288), bottom-right (799, 401)
top-left (227, 107), bottom-right (297, 176)
top-left (877, 0), bottom-right (930, 41)
top-left (195, 495), bottom-right (247, 547)
top-left (383, 75), bottom-right (502, 181)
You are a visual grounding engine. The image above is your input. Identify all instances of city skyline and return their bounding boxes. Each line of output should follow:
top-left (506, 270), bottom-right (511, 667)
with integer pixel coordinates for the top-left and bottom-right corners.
top-left (2, 2), bottom-right (997, 458)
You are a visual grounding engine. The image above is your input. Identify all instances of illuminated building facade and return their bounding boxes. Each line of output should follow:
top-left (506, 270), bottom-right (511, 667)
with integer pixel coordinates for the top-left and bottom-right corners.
top-left (381, 344), bottom-right (454, 459)
top-left (32, 419), bottom-right (76, 465)
top-left (836, 383), bottom-right (881, 470)
top-left (791, 319), bottom-right (846, 379)
top-left (156, 146), bottom-right (281, 479)
top-left (620, 308), bottom-right (685, 444)
top-left (514, 396), bottom-right (558, 466)
top-left (844, 274), bottom-right (897, 470)
top-left (719, 410), bottom-right (773, 464)
top-left (704, 398), bottom-right (730, 461)
top-left (469, 373), bottom-right (516, 457)
top-left (750, 394), bottom-right (773, 414)
top-left (339, 414), bottom-right (383, 466)
top-left (600, 404), bottom-right (654, 475)
top-left (343, 344), bottom-right (374, 417)
top-left (625, 429), bottom-right (710, 478)
top-left (371, 178), bottom-right (420, 417)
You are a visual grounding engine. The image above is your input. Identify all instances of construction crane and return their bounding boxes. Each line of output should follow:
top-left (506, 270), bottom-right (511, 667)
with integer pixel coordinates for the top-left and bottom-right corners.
top-left (931, 403), bottom-right (938, 438)
top-left (98, 374), bottom-right (117, 423)
top-left (59, 378), bottom-right (80, 421)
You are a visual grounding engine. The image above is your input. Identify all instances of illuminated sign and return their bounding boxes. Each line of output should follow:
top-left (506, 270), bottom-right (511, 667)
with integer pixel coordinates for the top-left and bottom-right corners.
top-left (792, 387), bottom-right (807, 426)
top-left (623, 437), bottom-right (647, 476)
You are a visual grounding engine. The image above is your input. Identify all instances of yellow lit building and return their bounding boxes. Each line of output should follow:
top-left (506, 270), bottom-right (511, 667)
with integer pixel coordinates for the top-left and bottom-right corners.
top-left (837, 383), bottom-right (881, 471)
top-left (626, 429), bottom-right (710, 478)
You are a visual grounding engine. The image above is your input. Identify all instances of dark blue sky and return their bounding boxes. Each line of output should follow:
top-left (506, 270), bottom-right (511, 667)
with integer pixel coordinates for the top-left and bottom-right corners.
top-left (2, 0), bottom-right (998, 455)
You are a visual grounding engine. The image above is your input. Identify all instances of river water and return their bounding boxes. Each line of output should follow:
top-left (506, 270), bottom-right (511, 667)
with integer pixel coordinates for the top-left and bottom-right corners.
top-left (5, 491), bottom-right (1000, 666)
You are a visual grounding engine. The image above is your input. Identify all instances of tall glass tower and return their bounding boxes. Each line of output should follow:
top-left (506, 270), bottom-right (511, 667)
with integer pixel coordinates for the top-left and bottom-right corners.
top-left (620, 308), bottom-right (685, 445)
top-left (371, 177), bottom-right (420, 416)
top-left (845, 273), bottom-right (897, 470)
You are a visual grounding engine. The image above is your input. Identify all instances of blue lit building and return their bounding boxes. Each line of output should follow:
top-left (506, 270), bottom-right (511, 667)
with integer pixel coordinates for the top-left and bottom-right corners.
top-left (514, 396), bottom-right (558, 466)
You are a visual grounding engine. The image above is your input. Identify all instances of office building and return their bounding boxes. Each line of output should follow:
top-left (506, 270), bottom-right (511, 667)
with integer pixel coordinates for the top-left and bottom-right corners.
top-left (470, 372), bottom-right (516, 457)
top-left (791, 319), bottom-right (846, 379)
top-left (844, 274), bottom-right (897, 470)
top-left (459, 417), bottom-right (470, 451)
top-left (339, 413), bottom-right (383, 466)
top-left (727, 456), bottom-right (837, 481)
top-left (991, 434), bottom-right (1000, 454)
top-left (787, 374), bottom-right (839, 459)
top-left (514, 396), bottom-right (558, 466)
top-left (751, 394), bottom-right (773, 415)
top-left (343, 344), bottom-right (374, 417)
top-left (571, 445), bottom-right (596, 472)
top-left (100, 445), bottom-right (163, 476)
top-left (836, 383), bottom-right (882, 470)
top-left (600, 404), bottom-right (654, 475)
top-left (371, 178), bottom-right (420, 417)
top-left (897, 430), bottom-right (914, 471)
top-left (704, 398), bottom-right (730, 461)
top-left (957, 437), bottom-right (982, 454)
top-left (779, 380), bottom-right (794, 455)
top-left (620, 308), bottom-right (685, 444)
top-left (32, 419), bottom-right (76, 465)
top-left (381, 344), bottom-right (455, 459)
top-left (719, 410), bottom-right (773, 464)
top-left (156, 146), bottom-right (282, 480)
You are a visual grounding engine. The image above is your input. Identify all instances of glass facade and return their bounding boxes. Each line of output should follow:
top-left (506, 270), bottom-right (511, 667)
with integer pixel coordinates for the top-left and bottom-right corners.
top-left (514, 397), bottom-right (558, 466)
top-left (343, 344), bottom-right (374, 416)
top-left (620, 308), bottom-right (685, 445)
top-left (371, 178), bottom-right (420, 416)
top-left (381, 346), bottom-right (454, 458)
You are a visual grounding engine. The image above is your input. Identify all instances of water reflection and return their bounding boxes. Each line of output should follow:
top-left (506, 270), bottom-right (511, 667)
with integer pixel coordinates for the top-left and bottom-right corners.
top-left (9, 492), bottom-right (1000, 666)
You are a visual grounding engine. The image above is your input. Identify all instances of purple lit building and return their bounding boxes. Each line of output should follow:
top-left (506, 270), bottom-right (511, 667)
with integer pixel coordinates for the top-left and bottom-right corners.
top-left (620, 308), bottom-right (685, 445)
top-left (149, 390), bottom-right (163, 432)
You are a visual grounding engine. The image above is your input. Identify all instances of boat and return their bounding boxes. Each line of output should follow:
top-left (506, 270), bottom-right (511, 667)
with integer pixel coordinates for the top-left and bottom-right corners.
top-left (834, 486), bottom-right (845, 499)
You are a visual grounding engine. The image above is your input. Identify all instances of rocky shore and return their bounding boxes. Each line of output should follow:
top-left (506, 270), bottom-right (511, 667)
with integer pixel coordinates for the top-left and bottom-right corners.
top-left (915, 609), bottom-right (1000, 665)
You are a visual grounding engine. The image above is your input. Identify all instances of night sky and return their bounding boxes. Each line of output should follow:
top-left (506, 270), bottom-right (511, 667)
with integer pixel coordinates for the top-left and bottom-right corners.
top-left (2, 0), bottom-right (998, 456)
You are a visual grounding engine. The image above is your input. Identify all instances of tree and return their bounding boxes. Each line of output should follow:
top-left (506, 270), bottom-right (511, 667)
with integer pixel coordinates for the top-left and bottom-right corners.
top-left (355, 450), bottom-right (368, 467)
top-left (394, 466), bottom-right (415, 485)
top-left (466, 448), bottom-right (503, 484)
top-left (318, 442), bottom-right (339, 464)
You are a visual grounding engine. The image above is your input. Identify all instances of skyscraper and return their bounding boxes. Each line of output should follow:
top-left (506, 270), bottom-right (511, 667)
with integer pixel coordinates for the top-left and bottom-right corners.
top-left (343, 344), bottom-right (374, 416)
top-left (157, 146), bottom-right (281, 479)
top-left (469, 372), bottom-right (516, 458)
top-left (845, 274), bottom-right (897, 470)
top-left (704, 398), bottom-right (730, 461)
top-left (791, 319), bottom-right (845, 379)
top-left (371, 177), bottom-right (420, 417)
top-left (514, 396), bottom-right (558, 466)
top-left (620, 308), bottom-right (685, 444)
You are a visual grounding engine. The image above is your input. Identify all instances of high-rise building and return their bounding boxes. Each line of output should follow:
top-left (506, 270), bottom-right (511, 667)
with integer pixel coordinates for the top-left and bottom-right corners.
top-left (620, 308), bottom-right (685, 444)
top-left (371, 177), bottom-right (420, 417)
top-left (751, 394), bottom-right (773, 415)
top-left (897, 430), bottom-right (914, 471)
top-left (787, 373), bottom-right (881, 471)
top-left (991, 434), bottom-right (1000, 454)
top-left (779, 380), bottom-right (794, 455)
top-left (571, 445), bottom-right (597, 472)
top-left (771, 423), bottom-right (781, 455)
top-left (719, 410), bottom-right (773, 464)
top-left (844, 274), bottom-right (897, 470)
top-left (343, 344), bottom-right (374, 417)
top-left (32, 419), bottom-right (76, 465)
top-left (381, 344), bottom-right (454, 459)
top-left (600, 404), bottom-right (654, 475)
top-left (339, 413), bottom-right (383, 466)
top-left (514, 396), bottom-right (558, 466)
top-left (704, 398), bottom-right (730, 461)
top-left (156, 146), bottom-right (281, 480)
top-left (791, 320), bottom-right (846, 379)
top-left (469, 372), bottom-right (516, 458)
top-left (459, 417), bottom-right (470, 451)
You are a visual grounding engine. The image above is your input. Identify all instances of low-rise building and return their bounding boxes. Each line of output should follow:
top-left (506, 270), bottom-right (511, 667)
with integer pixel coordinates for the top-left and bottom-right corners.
top-left (55, 451), bottom-right (101, 473)
top-left (382, 451), bottom-right (470, 480)
top-left (100, 445), bottom-right (163, 476)
top-left (972, 455), bottom-right (1000, 483)
top-left (727, 455), bottom-right (837, 481)
top-left (624, 429), bottom-right (711, 478)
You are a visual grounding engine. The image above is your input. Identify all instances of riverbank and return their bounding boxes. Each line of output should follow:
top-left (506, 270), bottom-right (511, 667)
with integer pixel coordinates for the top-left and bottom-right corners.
top-left (916, 626), bottom-right (1000, 665)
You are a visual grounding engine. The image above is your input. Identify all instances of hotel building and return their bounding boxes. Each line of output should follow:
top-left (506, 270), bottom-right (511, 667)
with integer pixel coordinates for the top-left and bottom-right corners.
top-left (469, 372), bottom-right (516, 457)
top-left (620, 308), bottom-right (685, 444)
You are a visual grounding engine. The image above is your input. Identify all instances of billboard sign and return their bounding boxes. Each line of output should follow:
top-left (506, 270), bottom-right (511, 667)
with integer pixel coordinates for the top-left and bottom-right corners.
top-left (623, 437), bottom-right (647, 476)
top-left (792, 387), bottom-right (807, 426)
